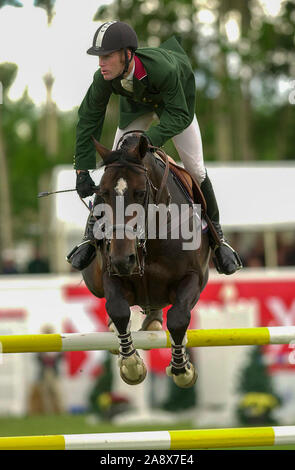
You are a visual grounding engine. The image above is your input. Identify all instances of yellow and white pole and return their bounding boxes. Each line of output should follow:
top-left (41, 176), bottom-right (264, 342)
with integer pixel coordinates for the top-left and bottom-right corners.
top-left (0, 426), bottom-right (295, 450)
top-left (0, 327), bottom-right (295, 354)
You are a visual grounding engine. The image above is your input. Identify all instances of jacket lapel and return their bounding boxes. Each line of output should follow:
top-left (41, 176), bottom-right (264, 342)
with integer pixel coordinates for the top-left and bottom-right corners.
top-left (132, 55), bottom-right (148, 101)
top-left (133, 76), bottom-right (148, 101)
top-left (111, 56), bottom-right (149, 101)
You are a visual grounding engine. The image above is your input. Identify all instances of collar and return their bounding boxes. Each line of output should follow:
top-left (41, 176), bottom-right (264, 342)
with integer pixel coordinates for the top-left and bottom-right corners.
top-left (125, 61), bottom-right (135, 81)
top-left (134, 55), bottom-right (147, 80)
top-left (120, 56), bottom-right (147, 92)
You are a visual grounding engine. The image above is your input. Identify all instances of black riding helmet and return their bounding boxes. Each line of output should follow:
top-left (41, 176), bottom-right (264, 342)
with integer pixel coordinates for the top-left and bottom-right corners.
top-left (87, 21), bottom-right (138, 77)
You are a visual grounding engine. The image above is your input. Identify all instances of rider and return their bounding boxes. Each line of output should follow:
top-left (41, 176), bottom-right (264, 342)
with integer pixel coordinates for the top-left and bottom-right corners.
top-left (68, 20), bottom-right (242, 275)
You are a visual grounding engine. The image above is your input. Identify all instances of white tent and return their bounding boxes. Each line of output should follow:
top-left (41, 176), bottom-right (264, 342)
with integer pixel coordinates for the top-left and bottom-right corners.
top-left (207, 162), bottom-right (295, 267)
top-left (207, 162), bottom-right (295, 231)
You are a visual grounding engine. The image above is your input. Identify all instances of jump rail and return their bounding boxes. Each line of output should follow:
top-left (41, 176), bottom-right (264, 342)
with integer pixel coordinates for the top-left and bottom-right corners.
top-left (0, 326), bottom-right (295, 354)
top-left (0, 426), bottom-right (295, 450)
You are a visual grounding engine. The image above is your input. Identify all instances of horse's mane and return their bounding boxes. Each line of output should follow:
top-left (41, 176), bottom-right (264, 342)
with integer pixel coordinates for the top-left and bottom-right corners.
top-left (102, 150), bottom-right (141, 167)
top-left (100, 135), bottom-right (148, 173)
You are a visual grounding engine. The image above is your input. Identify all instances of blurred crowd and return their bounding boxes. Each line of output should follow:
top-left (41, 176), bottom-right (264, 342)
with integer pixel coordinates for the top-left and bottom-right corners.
top-left (0, 246), bottom-right (50, 275)
top-left (230, 231), bottom-right (295, 268)
top-left (209, 231), bottom-right (295, 270)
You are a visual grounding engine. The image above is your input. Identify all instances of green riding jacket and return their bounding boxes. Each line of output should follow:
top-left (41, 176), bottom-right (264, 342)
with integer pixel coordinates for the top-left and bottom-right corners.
top-left (74, 36), bottom-right (196, 170)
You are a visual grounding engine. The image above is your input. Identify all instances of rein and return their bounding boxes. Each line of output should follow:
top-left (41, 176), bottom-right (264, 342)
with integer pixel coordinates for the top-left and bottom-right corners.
top-left (102, 159), bottom-right (151, 277)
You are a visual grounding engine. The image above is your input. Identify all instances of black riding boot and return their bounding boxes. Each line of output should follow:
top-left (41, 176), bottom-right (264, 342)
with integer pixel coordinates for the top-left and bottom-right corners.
top-left (201, 172), bottom-right (242, 275)
top-left (66, 211), bottom-right (97, 271)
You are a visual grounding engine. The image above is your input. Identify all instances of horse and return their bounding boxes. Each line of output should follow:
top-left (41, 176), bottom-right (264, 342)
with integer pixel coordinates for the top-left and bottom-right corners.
top-left (82, 133), bottom-right (210, 388)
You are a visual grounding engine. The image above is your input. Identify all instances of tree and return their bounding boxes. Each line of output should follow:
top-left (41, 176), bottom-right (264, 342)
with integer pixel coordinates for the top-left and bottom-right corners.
top-left (92, 0), bottom-right (295, 162)
top-left (0, 62), bottom-right (17, 267)
top-left (0, 0), bottom-right (22, 6)
top-left (34, 0), bottom-right (55, 25)
top-left (33, 0), bottom-right (58, 259)
top-left (0, 1), bottom-right (22, 269)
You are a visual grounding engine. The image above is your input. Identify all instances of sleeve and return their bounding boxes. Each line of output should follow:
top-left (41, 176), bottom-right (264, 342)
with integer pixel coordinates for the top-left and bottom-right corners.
top-left (74, 70), bottom-right (112, 170)
top-left (144, 65), bottom-right (192, 147)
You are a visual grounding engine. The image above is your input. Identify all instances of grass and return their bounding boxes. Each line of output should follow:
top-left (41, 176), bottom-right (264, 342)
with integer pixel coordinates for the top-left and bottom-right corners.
top-left (0, 414), bottom-right (294, 450)
top-left (0, 413), bottom-right (192, 436)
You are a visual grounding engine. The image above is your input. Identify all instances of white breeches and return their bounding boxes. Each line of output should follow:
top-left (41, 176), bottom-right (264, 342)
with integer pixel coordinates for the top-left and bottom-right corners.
top-left (112, 113), bottom-right (206, 184)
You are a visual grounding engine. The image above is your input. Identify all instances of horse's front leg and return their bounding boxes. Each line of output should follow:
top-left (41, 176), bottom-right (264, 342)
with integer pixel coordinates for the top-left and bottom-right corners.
top-left (166, 273), bottom-right (200, 388)
top-left (103, 273), bottom-right (147, 385)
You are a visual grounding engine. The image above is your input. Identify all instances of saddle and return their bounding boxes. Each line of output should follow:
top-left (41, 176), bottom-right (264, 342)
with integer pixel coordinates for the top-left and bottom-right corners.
top-left (153, 148), bottom-right (207, 212)
top-left (152, 148), bottom-right (221, 246)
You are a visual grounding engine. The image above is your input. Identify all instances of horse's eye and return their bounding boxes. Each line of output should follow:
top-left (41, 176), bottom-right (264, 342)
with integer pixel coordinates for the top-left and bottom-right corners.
top-left (99, 189), bottom-right (109, 199)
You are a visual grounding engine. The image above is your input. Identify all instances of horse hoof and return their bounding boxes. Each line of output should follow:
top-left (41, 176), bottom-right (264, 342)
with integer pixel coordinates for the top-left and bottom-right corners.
top-left (146, 320), bottom-right (163, 331)
top-left (166, 363), bottom-right (198, 389)
top-left (119, 352), bottom-right (147, 385)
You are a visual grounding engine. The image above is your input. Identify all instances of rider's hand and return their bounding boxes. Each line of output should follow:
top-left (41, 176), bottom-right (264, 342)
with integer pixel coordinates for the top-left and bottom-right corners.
top-left (76, 170), bottom-right (95, 198)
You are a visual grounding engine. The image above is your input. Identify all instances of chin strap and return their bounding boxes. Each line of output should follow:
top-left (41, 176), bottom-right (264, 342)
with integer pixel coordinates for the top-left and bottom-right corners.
top-left (117, 48), bottom-right (135, 80)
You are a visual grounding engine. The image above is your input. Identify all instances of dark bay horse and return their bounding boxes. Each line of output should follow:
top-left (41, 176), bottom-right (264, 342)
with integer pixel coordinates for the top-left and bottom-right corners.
top-left (82, 134), bottom-right (210, 388)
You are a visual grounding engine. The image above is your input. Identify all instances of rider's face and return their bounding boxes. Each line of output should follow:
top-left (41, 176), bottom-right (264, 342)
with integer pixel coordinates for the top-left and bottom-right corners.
top-left (99, 50), bottom-right (125, 80)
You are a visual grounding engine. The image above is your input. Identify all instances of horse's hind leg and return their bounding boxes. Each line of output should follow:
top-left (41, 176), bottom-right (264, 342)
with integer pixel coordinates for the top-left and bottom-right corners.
top-left (166, 273), bottom-right (200, 388)
top-left (109, 308), bottom-right (163, 332)
top-left (103, 273), bottom-right (147, 385)
top-left (140, 308), bottom-right (163, 331)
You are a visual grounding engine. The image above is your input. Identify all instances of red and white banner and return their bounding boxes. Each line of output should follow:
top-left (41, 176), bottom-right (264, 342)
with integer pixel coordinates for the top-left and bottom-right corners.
top-left (62, 270), bottom-right (295, 374)
top-left (197, 274), bottom-right (295, 372)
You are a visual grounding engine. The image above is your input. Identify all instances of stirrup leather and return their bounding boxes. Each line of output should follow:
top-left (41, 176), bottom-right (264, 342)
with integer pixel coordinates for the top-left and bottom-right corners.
top-left (212, 240), bottom-right (243, 274)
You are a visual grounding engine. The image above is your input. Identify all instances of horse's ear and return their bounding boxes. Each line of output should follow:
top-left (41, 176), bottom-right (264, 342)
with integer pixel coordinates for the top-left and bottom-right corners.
top-left (136, 135), bottom-right (149, 160)
top-left (91, 136), bottom-right (111, 161)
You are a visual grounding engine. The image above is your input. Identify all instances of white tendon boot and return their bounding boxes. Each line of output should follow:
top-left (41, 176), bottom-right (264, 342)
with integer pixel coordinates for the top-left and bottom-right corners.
top-left (113, 321), bottom-right (147, 385)
top-left (166, 334), bottom-right (198, 388)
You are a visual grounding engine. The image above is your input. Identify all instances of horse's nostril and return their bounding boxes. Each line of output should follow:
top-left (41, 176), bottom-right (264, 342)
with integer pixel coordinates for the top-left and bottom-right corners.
top-left (111, 254), bottom-right (136, 275)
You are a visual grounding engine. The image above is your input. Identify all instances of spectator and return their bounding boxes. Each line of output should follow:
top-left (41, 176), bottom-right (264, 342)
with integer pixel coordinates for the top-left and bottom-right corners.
top-left (35, 324), bottom-right (64, 414)
top-left (26, 247), bottom-right (50, 274)
top-left (0, 250), bottom-right (19, 274)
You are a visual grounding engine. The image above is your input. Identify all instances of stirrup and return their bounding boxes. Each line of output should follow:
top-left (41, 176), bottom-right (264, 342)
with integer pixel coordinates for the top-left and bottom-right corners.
top-left (213, 240), bottom-right (243, 274)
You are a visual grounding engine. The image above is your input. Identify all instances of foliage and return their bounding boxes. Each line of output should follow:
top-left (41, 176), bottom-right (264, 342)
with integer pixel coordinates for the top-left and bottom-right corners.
top-left (93, 0), bottom-right (295, 161)
top-left (0, 63), bottom-right (18, 92)
top-left (88, 354), bottom-right (131, 419)
top-left (2, 91), bottom-right (76, 239)
top-left (0, 0), bottom-right (22, 7)
top-left (34, 0), bottom-right (56, 23)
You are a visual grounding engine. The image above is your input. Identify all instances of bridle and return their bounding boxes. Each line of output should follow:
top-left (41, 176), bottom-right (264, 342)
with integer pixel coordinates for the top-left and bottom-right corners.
top-left (115, 130), bottom-right (171, 206)
top-left (102, 160), bottom-right (154, 277)
top-left (89, 131), bottom-right (171, 277)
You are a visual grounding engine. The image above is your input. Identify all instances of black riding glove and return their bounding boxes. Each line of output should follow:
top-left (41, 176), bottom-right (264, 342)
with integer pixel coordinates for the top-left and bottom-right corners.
top-left (76, 171), bottom-right (95, 198)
